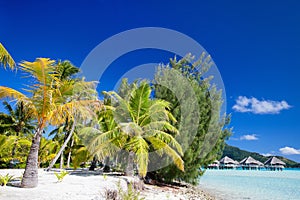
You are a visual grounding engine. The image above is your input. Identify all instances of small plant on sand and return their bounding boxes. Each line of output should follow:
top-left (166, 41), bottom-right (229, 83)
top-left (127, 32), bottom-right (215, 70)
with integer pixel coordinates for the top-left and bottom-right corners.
top-left (54, 170), bottom-right (69, 182)
top-left (118, 181), bottom-right (145, 200)
top-left (166, 193), bottom-right (170, 199)
top-left (103, 174), bottom-right (108, 181)
top-left (0, 174), bottom-right (15, 186)
top-left (103, 181), bottom-right (144, 200)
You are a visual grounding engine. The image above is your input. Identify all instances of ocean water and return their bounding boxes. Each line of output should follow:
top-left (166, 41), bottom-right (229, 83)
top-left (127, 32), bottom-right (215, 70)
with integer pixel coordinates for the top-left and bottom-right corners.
top-left (198, 169), bottom-right (300, 200)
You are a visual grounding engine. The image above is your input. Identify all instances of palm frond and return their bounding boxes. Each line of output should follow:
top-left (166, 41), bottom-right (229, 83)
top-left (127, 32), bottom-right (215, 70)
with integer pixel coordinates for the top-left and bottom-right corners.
top-left (0, 43), bottom-right (15, 70)
top-left (92, 142), bottom-right (120, 160)
top-left (103, 91), bottom-right (132, 123)
top-left (151, 130), bottom-right (183, 156)
top-left (147, 136), bottom-right (184, 172)
top-left (56, 60), bottom-right (80, 80)
top-left (120, 122), bottom-right (143, 137)
top-left (2, 101), bottom-right (15, 119)
top-left (16, 138), bottom-right (32, 146)
top-left (73, 80), bottom-right (98, 99)
top-left (126, 136), bottom-right (149, 177)
top-left (0, 86), bottom-right (27, 101)
top-left (0, 87), bottom-right (38, 118)
top-left (19, 58), bottom-right (57, 87)
top-left (143, 121), bottom-right (179, 135)
top-left (129, 81), bottom-right (151, 124)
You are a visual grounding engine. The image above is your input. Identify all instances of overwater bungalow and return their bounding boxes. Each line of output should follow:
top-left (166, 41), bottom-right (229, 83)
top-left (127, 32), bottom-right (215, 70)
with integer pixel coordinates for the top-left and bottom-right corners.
top-left (239, 156), bottom-right (264, 170)
top-left (219, 156), bottom-right (238, 169)
top-left (264, 156), bottom-right (286, 171)
top-left (208, 160), bottom-right (220, 169)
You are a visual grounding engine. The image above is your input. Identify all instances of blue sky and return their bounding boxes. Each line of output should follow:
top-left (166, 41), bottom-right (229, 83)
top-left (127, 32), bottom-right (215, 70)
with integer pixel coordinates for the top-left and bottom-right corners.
top-left (1, 0), bottom-right (300, 162)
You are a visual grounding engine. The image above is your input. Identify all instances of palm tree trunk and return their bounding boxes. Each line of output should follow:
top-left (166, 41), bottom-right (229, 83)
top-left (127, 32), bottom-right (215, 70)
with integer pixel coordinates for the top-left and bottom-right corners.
top-left (125, 151), bottom-right (134, 176)
top-left (47, 121), bottom-right (76, 171)
top-left (11, 131), bottom-right (20, 159)
top-left (66, 138), bottom-right (74, 168)
top-left (21, 128), bottom-right (42, 188)
top-left (60, 150), bottom-right (64, 169)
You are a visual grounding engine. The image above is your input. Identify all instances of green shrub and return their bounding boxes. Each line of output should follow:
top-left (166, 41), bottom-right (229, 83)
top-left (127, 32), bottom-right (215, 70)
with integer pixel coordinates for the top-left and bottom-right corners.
top-left (103, 181), bottom-right (144, 200)
top-left (54, 170), bottom-right (69, 182)
top-left (118, 181), bottom-right (145, 200)
top-left (0, 174), bottom-right (15, 186)
top-left (16, 163), bottom-right (26, 169)
top-left (103, 174), bottom-right (108, 181)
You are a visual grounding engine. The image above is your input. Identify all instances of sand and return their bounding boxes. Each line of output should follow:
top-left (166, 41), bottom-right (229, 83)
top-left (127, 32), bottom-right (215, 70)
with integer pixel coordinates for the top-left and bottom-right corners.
top-left (0, 169), bottom-right (214, 200)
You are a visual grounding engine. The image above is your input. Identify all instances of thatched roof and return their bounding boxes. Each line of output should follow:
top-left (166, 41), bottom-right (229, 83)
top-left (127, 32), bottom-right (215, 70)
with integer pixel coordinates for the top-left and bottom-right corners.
top-left (219, 156), bottom-right (237, 165)
top-left (264, 157), bottom-right (286, 166)
top-left (239, 156), bottom-right (264, 166)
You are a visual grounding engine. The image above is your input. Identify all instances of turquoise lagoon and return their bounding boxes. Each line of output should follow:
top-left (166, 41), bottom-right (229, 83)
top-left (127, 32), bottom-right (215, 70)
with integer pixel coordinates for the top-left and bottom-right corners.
top-left (198, 169), bottom-right (300, 200)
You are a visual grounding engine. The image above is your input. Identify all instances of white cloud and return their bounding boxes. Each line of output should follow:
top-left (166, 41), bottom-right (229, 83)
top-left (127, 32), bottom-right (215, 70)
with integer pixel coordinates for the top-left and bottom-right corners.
top-left (240, 134), bottom-right (259, 141)
top-left (279, 147), bottom-right (300, 155)
top-left (233, 96), bottom-right (291, 114)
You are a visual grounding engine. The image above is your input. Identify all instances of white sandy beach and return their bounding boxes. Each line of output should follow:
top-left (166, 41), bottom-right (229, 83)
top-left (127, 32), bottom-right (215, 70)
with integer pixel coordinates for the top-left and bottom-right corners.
top-left (0, 169), bottom-right (214, 200)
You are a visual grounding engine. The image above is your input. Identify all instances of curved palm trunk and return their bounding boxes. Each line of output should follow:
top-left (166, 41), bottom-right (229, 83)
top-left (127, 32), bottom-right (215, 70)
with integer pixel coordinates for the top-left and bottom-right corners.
top-left (125, 151), bottom-right (135, 176)
top-left (21, 128), bottom-right (42, 188)
top-left (60, 151), bottom-right (64, 169)
top-left (47, 121), bottom-right (76, 171)
top-left (66, 138), bottom-right (74, 168)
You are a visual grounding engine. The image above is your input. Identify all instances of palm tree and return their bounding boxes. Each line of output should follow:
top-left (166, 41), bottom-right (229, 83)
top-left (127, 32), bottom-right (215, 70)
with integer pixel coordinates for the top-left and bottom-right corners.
top-left (45, 61), bottom-right (79, 169)
top-left (47, 124), bottom-right (67, 168)
top-left (46, 61), bottom-right (100, 171)
top-left (0, 42), bottom-right (15, 70)
top-left (0, 135), bottom-right (16, 165)
top-left (0, 58), bottom-right (100, 188)
top-left (47, 121), bottom-right (84, 169)
top-left (0, 101), bottom-right (35, 137)
top-left (56, 60), bottom-right (80, 80)
top-left (0, 101), bottom-right (35, 164)
top-left (81, 80), bottom-right (184, 177)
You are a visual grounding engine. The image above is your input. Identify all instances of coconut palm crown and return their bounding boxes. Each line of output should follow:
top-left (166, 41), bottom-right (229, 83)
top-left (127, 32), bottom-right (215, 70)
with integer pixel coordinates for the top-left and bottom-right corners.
top-left (81, 80), bottom-right (184, 177)
top-left (0, 58), bottom-right (100, 188)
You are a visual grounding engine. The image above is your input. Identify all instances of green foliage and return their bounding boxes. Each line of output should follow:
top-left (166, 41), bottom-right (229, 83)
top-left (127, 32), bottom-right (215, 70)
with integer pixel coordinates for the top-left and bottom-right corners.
top-left (117, 181), bottom-right (145, 200)
top-left (0, 135), bottom-right (31, 168)
top-left (0, 173), bottom-right (15, 186)
top-left (39, 137), bottom-right (60, 167)
top-left (81, 80), bottom-right (184, 177)
top-left (0, 42), bottom-right (15, 70)
top-left (72, 146), bottom-right (90, 169)
top-left (222, 144), bottom-right (264, 163)
top-left (152, 53), bottom-right (232, 185)
top-left (0, 101), bottom-right (35, 137)
top-left (103, 174), bottom-right (108, 180)
top-left (54, 170), bottom-right (69, 182)
top-left (0, 57), bottom-right (100, 187)
top-left (46, 61), bottom-right (100, 171)
top-left (103, 181), bottom-right (144, 200)
top-left (0, 101), bottom-right (35, 168)
top-left (56, 60), bottom-right (80, 80)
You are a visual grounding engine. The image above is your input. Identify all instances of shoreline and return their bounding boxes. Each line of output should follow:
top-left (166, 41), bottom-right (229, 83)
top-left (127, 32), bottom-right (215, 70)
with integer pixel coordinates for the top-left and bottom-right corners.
top-left (0, 169), bottom-right (215, 200)
top-left (141, 182), bottom-right (215, 200)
